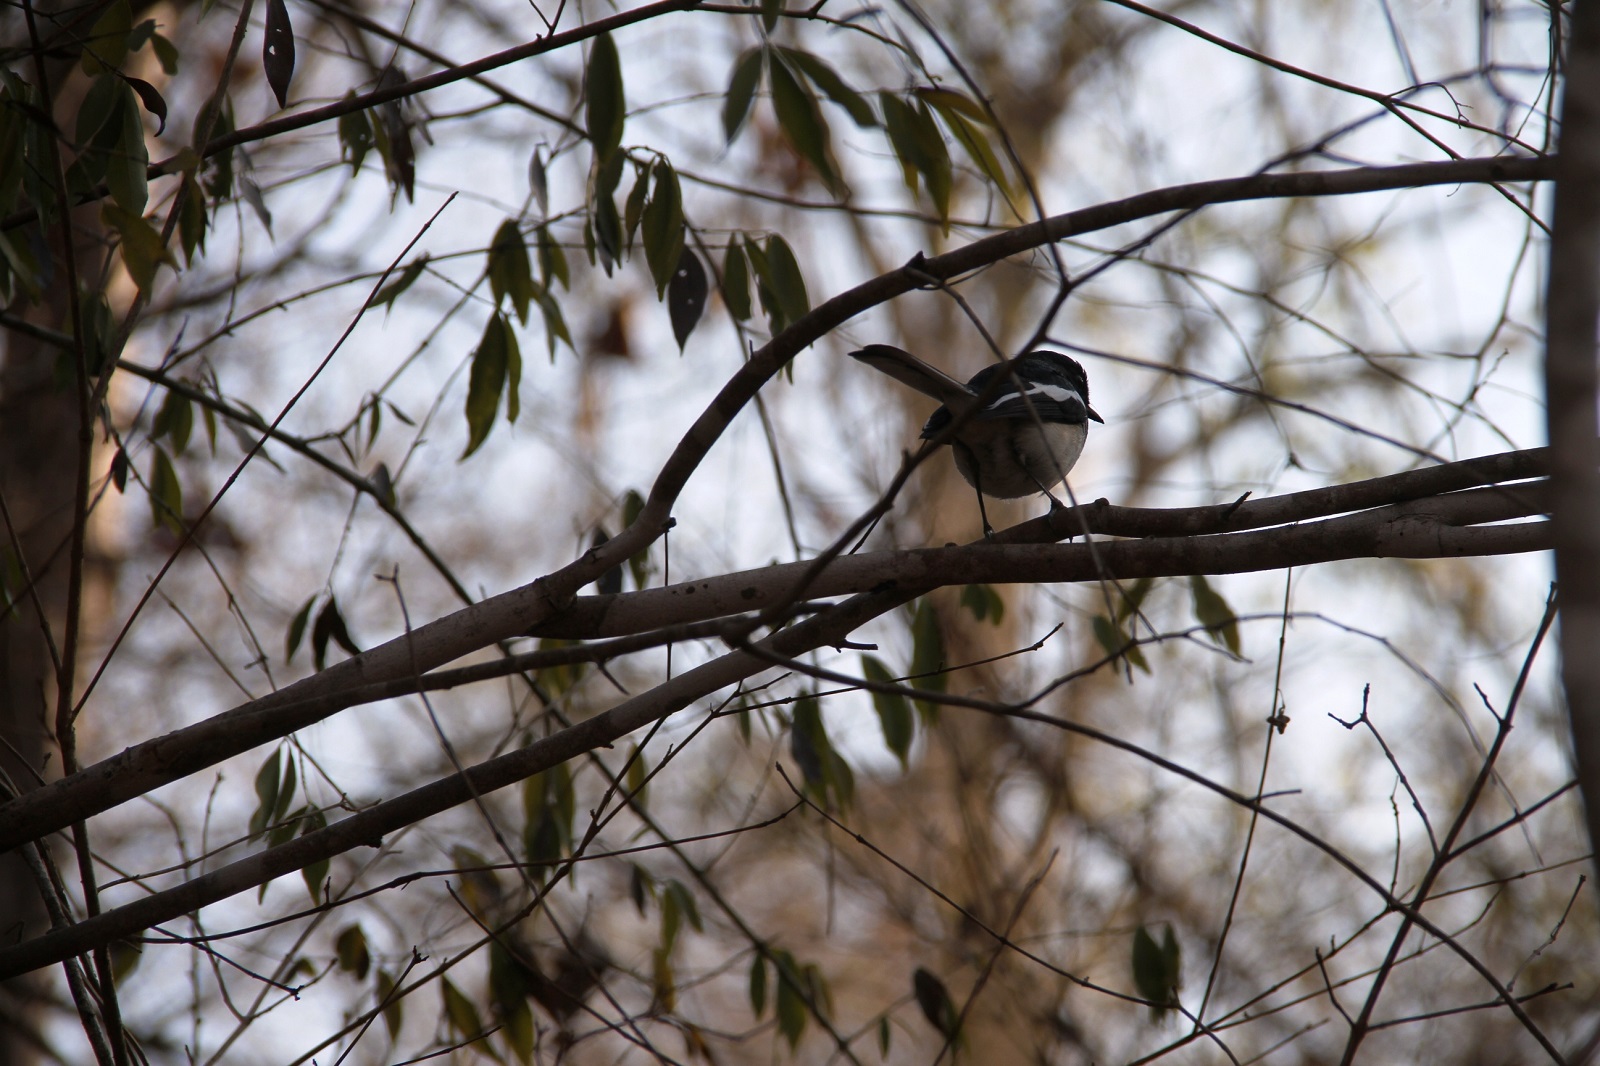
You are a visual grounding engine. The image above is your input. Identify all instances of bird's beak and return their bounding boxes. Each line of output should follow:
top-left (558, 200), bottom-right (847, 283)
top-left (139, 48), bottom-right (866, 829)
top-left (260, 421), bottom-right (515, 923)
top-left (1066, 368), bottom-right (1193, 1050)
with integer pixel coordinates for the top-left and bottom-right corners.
top-left (1088, 406), bottom-right (1105, 424)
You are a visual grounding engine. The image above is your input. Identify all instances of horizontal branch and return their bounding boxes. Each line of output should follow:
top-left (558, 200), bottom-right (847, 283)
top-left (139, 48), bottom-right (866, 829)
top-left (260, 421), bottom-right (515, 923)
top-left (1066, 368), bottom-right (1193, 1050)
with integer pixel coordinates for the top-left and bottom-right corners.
top-left (0, 462), bottom-right (1554, 978)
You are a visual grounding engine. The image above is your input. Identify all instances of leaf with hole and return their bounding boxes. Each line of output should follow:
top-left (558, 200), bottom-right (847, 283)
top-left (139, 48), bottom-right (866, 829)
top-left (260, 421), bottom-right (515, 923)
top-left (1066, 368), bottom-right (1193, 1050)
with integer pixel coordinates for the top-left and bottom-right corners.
top-left (263, 0), bottom-right (295, 108)
top-left (668, 247), bottom-right (707, 350)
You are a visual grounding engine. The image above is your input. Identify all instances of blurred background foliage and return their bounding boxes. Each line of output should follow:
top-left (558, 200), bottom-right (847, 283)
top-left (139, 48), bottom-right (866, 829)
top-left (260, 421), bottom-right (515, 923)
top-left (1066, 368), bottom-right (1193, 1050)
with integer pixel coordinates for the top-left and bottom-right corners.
top-left (0, 0), bottom-right (1589, 1063)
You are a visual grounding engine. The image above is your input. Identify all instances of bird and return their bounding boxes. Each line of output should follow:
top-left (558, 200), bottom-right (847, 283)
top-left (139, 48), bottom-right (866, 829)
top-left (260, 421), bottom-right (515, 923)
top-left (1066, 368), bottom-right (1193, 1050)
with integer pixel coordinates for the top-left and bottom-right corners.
top-left (849, 343), bottom-right (1103, 535)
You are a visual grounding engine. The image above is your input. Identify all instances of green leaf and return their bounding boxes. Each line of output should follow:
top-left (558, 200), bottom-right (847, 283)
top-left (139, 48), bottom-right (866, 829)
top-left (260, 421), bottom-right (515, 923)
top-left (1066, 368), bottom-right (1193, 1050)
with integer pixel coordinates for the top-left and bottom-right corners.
top-left (310, 596), bottom-right (359, 670)
top-left (941, 106), bottom-right (1013, 200)
top-left (338, 94), bottom-right (373, 173)
top-left (652, 946), bottom-right (677, 1011)
top-left (76, 73), bottom-right (123, 150)
top-left (285, 594), bottom-right (315, 663)
top-left (81, 0), bottom-right (132, 75)
top-left (914, 86), bottom-right (992, 125)
top-left (105, 75), bottom-right (149, 215)
top-left (623, 162), bottom-right (650, 248)
top-left (1116, 576), bottom-right (1153, 622)
top-left (536, 226), bottom-right (568, 290)
top-left (585, 32), bottom-right (625, 161)
top-left (593, 191), bottom-right (622, 276)
top-left (789, 696), bottom-right (826, 787)
top-left (721, 238), bottom-right (752, 322)
top-left (749, 952), bottom-right (768, 1018)
top-left (178, 179), bottom-right (207, 265)
top-left (722, 47), bottom-right (764, 143)
top-left (860, 655), bottom-right (913, 770)
top-left (760, 0), bottom-right (784, 32)
top-left (768, 51), bottom-right (839, 193)
top-left (335, 924), bottom-right (370, 978)
top-left (150, 32), bottom-right (179, 75)
top-left (250, 749), bottom-right (281, 839)
top-left (462, 313), bottom-right (511, 459)
top-left (147, 444), bottom-right (183, 534)
top-left (102, 203), bottom-right (172, 292)
top-left (299, 808), bottom-right (328, 905)
top-left (782, 48), bottom-right (876, 127)
top-left (747, 234), bottom-right (808, 334)
top-left (263, 0), bottom-right (296, 109)
top-left (488, 219), bottom-right (534, 325)
top-left (152, 389), bottom-right (193, 454)
top-left (1092, 614), bottom-right (1149, 673)
top-left (535, 288), bottom-right (572, 360)
top-left (774, 952), bottom-right (807, 1049)
top-left (366, 254), bottom-right (427, 311)
top-left (442, 977), bottom-right (486, 1044)
top-left (912, 967), bottom-right (959, 1039)
top-left (489, 943), bottom-right (536, 1064)
top-left (376, 969), bottom-right (403, 1039)
top-left (625, 742), bottom-right (650, 808)
top-left (668, 247), bottom-right (708, 350)
top-left (641, 160), bottom-right (685, 297)
top-left (959, 583), bottom-right (1005, 624)
top-left (1131, 924), bottom-right (1181, 1020)
top-left (909, 600), bottom-right (945, 721)
top-left (1189, 575), bottom-right (1240, 654)
top-left (880, 93), bottom-right (952, 220)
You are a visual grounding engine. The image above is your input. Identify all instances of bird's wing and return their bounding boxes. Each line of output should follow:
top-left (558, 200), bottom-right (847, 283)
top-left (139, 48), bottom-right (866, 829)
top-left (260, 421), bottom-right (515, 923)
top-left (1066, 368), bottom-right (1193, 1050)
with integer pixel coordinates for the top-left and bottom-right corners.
top-left (849, 345), bottom-right (975, 409)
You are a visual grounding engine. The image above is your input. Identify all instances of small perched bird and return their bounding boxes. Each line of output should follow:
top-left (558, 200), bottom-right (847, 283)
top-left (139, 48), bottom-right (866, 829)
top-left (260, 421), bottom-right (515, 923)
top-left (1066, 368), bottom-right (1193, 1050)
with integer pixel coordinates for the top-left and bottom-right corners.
top-left (850, 344), bottom-right (1103, 534)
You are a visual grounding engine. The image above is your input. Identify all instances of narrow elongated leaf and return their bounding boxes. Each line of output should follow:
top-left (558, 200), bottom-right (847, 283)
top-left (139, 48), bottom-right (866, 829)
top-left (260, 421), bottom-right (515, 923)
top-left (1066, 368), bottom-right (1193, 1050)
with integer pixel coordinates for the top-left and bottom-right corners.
top-left (908, 600), bottom-right (945, 720)
top-left (1131, 924), bottom-right (1181, 1019)
top-left (941, 107), bottom-right (1013, 200)
top-left (722, 47), bottom-right (764, 143)
top-left (624, 163), bottom-right (650, 247)
top-left (250, 750), bottom-right (281, 838)
top-left (366, 255), bottom-right (427, 311)
top-left (752, 234), bottom-right (808, 333)
top-left (299, 808), bottom-right (328, 904)
top-left (152, 389), bottom-right (193, 454)
top-left (124, 77), bottom-right (167, 134)
top-left (775, 956), bottom-right (807, 1049)
top-left (81, 0), bottom-right (132, 75)
top-left (1092, 614), bottom-right (1149, 673)
top-left (585, 32), bottom-right (624, 160)
top-left (263, 0), bottom-right (296, 108)
top-left (912, 967), bottom-right (959, 1039)
top-left (488, 218), bottom-right (534, 325)
top-left (105, 79), bottom-right (149, 216)
top-left (1189, 575), bottom-right (1241, 654)
top-left (641, 160), bottom-right (684, 296)
top-left (442, 977), bottom-right (485, 1043)
top-left (376, 970), bottom-right (403, 1038)
top-left (337, 93), bottom-right (373, 173)
top-left (285, 594), bottom-right (315, 663)
top-left (914, 86), bottom-right (992, 125)
top-left (768, 52), bottom-right (838, 193)
top-left (103, 202), bottom-right (171, 291)
top-left (722, 238), bottom-right (751, 322)
top-left (667, 247), bottom-right (707, 349)
top-left (749, 953), bottom-right (768, 1018)
top-left (147, 444), bottom-right (183, 534)
top-left (782, 48), bottom-right (876, 127)
top-left (536, 226), bottom-right (568, 290)
top-left (860, 655), bottom-right (913, 769)
top-left (462, 313), bottom-right (510, 458)
top-left (76, 73), bottom-right (122, 148)
top-left (907, 99), bottom-right (951, 220)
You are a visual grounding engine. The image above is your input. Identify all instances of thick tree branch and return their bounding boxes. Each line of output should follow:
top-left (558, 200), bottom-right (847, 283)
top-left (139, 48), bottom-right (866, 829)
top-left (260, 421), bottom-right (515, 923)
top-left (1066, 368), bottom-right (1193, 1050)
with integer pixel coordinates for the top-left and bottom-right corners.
top-left (1546, 0), bottom-right (1600, 885)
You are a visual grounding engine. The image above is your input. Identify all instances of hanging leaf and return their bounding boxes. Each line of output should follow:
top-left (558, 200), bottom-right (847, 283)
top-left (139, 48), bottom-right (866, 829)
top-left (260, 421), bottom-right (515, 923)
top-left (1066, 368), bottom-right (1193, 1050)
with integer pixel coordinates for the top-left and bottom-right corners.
top-left (641, 160), bottom-right (684, 296)
top-left (249, 750), bottom-right (282, 839)
top-left (462, 313), bottom-right (511, 459)
top-left (667, 247), bottom-right (707, 350)
top-left (285, 593), bottom-right (316, 663)
top-left (299, 808), bottom-right (329, 905)
top-left (907, 99), bottom-right (952, 221)
top-left (914, 86), bottom-right (992, 125)
top-left (441, 977), bottom-right (486, 1044)
top-left (768, 51), bottom-right (839, 193)
top-left (80, 0), bottom-right (132, 75)
top-left (337, 94), bottom-right (373, 173)
top-left (746, 234), bottom-right (808, 334)
top-left (488, 218), bottom-right (534, 325)
top-left (722, 47), bottom-right (764, 143)
top-left (721, 238), bottom-right (751, 322)
top-left (773, 950), bottom-right (807, 1049)
top-left (310, 596), bottom-right (359, 670)
top-left (536, 226), bottom-right (568, 290)
top-left (147, 444), bottom-right (183, 535)
top-left (104, 79), bottom-right (149, 216)
top-left (585, 32), bottom-right (624, 161)
top-left (1092, 614), bottom-right (1149, 674)
top-left (1131, 925), bottom-right (1181, 1020)
top-left (1189, 575), bottom-right (1241, 654)
top-left (908, 600), bottom-right (945, 721)
top-left (108, 447), bottom-right (129, 493)
top-left (178, 178), bottom-right (207, 265)
top-left (263, 0), bottom-right (296, 109)
top-left (624, 163), bottom-right (650, 248)
top-left (760, 0), bottom-right (784, 32)
top-left (749, 952), bottom-right (769, 1019)
top-left (375, 969), bottom-right (403, 1039)
top-left (912, 967), bottom-right (959, 1040)
top-left (958, 583), bottom-right (1005, 624)
top-left (366, 254), bottom-right (427, 311)
top-left (860, 655), bottom-right (913, 770)
top-left (335, 924), bottom-right (370, 978)
top-left (528, 144), bottom-right (549, 216)
top-left (781, 48), bottom-right (876, 127)
top-left (124, 76), bottom-right (167, 134)
top-left (152, 389), bottom-right (193, 454)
